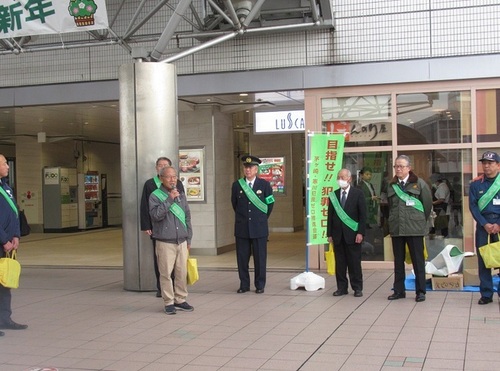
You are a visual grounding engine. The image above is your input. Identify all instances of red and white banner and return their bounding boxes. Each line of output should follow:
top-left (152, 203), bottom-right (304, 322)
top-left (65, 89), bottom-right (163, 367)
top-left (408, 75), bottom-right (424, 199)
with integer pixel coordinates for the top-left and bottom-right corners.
top-left (0, 0), bottom-right (108, 39)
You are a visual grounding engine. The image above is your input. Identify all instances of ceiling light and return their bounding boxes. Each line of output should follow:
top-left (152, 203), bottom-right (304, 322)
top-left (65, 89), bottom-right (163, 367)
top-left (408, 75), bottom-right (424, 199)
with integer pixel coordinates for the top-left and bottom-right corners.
top-left (239, 93), bottom-right (248, 97)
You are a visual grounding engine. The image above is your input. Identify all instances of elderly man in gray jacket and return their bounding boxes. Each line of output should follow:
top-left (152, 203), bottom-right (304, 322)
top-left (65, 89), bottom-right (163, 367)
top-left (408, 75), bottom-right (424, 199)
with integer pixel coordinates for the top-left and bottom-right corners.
top-left (387, 155), bottom-right (432, 303)
top-left (149, 166), bottom-right (193, 315)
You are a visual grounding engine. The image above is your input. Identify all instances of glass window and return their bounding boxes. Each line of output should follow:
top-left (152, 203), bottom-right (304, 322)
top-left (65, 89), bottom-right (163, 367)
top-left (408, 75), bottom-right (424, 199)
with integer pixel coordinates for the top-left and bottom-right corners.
top-left (396, 91), bottom-right (471, 145)
top-left (343, 151), bottom-right (392, 261)
top-left (477, 89), bottom-right (500, 142)
top-left (321, 95), bottom-right (392, 147)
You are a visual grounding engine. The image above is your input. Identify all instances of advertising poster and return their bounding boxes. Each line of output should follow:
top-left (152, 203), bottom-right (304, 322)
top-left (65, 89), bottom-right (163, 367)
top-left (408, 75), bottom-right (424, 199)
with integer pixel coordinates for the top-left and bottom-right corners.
top-left (307, 133), bottom-right (345, 244)
top-left (259, 157), bottom-right (285, 194)
top-left (178, 147), bottom-right (205, 202)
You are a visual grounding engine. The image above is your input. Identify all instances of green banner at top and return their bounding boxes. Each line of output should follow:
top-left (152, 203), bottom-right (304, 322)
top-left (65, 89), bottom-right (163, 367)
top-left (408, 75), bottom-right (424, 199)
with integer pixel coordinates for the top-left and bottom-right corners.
top-left (307, 133), bottom-right (345, 244)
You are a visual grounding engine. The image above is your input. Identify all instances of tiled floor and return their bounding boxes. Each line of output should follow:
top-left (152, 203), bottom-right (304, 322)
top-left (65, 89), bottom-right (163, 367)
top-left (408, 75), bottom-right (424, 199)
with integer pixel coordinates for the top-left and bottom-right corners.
top-left (2, 228), bottom-right (500, 371)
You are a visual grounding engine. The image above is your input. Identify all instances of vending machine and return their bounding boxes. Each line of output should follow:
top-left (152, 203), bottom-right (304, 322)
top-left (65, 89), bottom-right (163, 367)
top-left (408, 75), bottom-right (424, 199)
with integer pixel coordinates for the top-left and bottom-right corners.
top-left (78, 172), bottom-right (103, 229)
top-left (42, 167), bottom-right (78, 232)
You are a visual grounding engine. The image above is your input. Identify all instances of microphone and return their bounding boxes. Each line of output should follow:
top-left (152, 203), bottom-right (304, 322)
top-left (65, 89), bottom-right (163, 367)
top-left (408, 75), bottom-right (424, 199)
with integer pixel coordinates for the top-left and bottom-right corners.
top-left (172, 185), bottom-right (180, 203)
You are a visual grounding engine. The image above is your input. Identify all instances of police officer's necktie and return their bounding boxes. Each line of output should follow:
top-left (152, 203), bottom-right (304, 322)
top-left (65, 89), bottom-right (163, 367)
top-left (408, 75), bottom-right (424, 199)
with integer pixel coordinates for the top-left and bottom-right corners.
top-left (248, 182), bottom-right (252, 189)
top-left (400, 181), bottom-right (405, 189)
top-left (341, 190), bottom-right (347, 208)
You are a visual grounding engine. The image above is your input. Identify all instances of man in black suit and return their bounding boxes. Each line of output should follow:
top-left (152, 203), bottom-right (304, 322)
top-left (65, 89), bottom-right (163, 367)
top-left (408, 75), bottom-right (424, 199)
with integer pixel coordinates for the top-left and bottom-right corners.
top-left (231, 155), bottom-right (275, 294)
top-left (327, 168), bottom-right (367, 297)
top-left (140, 157), bottom-right (184, 297)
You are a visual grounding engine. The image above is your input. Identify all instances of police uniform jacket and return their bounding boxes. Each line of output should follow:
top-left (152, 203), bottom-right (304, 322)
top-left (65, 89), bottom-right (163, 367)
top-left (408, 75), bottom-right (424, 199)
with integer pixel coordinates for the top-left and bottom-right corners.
top-left (231, 177), bottom-right (274, 239)
top-left (469, 173), bottom-right (500, 227)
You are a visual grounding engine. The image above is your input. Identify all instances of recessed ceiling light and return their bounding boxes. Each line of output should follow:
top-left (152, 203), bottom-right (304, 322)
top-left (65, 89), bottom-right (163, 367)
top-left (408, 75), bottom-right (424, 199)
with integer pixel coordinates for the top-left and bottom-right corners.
top-left (239, 100), bottom-right (244, 103)
top-left (239, 93), bottom-right (248, 97)
top-left (3, 110), bottom-right (10, 114)
top-left (206, 98), bottom-right (211, 102)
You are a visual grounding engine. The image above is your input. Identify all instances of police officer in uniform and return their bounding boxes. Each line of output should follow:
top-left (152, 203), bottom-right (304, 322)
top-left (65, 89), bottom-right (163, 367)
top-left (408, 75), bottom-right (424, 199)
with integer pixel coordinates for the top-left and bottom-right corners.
top-left (231, 155), bottom-right (275, 294)
top-left (469, 151), bottom-right (500, 305)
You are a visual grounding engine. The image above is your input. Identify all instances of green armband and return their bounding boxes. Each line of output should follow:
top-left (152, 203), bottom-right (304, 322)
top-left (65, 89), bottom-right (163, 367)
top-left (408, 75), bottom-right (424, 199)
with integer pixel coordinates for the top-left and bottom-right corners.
top-left (265, 195), bottom-right (275, 204)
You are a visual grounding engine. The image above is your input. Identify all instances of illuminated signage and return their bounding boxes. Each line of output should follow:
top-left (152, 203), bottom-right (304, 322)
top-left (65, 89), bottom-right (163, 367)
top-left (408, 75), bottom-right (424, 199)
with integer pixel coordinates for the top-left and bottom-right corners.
top-left (254, 110), bottom-right (305, 134)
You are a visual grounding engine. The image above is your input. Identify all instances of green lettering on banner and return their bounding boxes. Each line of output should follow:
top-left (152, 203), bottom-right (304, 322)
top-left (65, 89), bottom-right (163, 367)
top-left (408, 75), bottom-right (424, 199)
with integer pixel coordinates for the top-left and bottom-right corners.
top-left (307, 133), bottom-right (345, 244)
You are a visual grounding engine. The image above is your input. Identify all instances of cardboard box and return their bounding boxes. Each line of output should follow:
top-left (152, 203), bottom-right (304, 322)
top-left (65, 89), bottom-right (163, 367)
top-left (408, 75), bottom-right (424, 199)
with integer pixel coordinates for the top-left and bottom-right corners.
top-left (463, 254), bottom-right (478, 270)
top-left (431, 274), bottom-right (464, 291)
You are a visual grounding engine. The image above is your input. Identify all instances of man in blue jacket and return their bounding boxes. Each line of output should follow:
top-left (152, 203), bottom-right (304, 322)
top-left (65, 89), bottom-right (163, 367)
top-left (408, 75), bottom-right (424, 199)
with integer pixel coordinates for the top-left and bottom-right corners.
top-left (231, 155), bottom-right (275, 294)
top-left (469, 151), bottom-right (500, 305)
top-left (0, 154), bottom-right (28, 335)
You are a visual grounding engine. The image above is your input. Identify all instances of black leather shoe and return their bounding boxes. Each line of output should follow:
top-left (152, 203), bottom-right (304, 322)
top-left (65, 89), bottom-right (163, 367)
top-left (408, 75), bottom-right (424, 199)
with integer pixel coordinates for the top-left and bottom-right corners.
top-left (255, 289), bottom-right (264, 294)
top-left (478, 296), bottom-right (493, 305)
top-left (415, 293), bottom-right (426, 302)
top-left (0, 331), bottom-right (4, 336)
top-left (333, 290), bottom-right (348, 296)
top-left (156, 290), bottom-right (162, 298)
top-left (388, 292), bottom-right (406, 300)
top-left (0, 319), bottom-right (28, 330)
top-left (237, 288), bottom-right (250, 293)
top-left (354, 290), bottom-right (363, 297)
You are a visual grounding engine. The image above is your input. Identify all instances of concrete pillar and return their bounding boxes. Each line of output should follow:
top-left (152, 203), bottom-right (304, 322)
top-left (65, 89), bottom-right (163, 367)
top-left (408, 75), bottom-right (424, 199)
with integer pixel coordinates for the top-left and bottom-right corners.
top-left (119, 62), bottom-right (178, 291)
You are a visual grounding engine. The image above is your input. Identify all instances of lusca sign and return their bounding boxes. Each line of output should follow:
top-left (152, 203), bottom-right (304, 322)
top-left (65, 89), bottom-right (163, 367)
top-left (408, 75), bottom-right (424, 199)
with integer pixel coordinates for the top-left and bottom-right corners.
top-left (254, 110), bottom-right (305, 134)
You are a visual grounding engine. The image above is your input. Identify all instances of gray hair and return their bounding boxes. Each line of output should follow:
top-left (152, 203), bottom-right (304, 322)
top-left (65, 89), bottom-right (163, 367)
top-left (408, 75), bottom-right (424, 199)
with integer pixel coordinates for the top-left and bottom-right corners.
top-left (395, 155), bottom-right (411, 166)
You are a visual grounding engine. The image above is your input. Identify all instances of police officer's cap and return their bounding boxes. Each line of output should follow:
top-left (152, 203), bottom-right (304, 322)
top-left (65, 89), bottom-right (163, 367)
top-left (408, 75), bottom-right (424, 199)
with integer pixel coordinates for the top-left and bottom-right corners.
top-left (479, 151), bottom-right (500, 162)
top-left (241, 155), bottom-right (261, 166)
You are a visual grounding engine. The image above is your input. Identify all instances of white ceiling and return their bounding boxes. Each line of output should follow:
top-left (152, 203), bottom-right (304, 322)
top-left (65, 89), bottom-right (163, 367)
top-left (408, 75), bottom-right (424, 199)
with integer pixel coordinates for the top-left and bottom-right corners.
top-left (0, 91), bottom-right (304, 144)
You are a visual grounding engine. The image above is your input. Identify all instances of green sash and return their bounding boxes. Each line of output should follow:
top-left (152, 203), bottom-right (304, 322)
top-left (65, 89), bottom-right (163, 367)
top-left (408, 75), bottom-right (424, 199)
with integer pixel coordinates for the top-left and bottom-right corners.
top-left (153, 175), bottom-right (161, 189)
top-left (328, 191), bottom-right (359, 232)
top-left (152, 188), bottom-right (187, 229)
top-left (478, 174), bottom-right (500, 211)
top-left (238, 178), bottom-right (274, 214)
top-left (392, 184), bottom-right (424, 213)
top-left (0, 184), bottom-right (18, 216)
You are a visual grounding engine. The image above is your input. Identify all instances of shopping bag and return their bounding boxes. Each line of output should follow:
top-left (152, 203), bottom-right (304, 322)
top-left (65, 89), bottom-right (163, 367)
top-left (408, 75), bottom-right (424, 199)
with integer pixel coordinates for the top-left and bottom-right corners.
top-left (187, 256), bottom-right (199, 285)
top-left (0, 250), bottom-right (21, 289)
top-left (478, 234), bottom-right (500, 269)
top-left (19, 209), bottom-right (31, 237)
top-left (405, 238), bottom-right (429, 264)
top-left (425, 244), bottom-right (464, 276)
top-left (325, 242), bottom-right (335, 275)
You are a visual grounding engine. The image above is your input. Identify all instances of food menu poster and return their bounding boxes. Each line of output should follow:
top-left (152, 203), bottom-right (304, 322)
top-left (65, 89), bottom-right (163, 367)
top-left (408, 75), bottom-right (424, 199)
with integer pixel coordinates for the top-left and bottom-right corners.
top-left (307, 133), bottom-right (345, 244)
top-left (179, 148), bottom-right (204, 202)
top-left (259, 157), bottom-right (285, 194)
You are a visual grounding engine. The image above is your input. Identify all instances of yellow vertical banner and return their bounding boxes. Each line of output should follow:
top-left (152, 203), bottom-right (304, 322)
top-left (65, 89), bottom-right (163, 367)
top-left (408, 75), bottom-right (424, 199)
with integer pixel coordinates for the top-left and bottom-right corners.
top-left (307, 133), bottom-right (345, 244)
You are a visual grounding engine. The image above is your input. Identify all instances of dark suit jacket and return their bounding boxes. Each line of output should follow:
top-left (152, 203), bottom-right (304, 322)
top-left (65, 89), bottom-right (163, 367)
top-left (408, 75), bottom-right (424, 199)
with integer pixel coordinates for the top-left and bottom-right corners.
top-left (140, 176), bottom-right (184, 231)
top-left (327, 186), bottom-right (367, 245)
top-left (231, 177), bottom-right (274, 239)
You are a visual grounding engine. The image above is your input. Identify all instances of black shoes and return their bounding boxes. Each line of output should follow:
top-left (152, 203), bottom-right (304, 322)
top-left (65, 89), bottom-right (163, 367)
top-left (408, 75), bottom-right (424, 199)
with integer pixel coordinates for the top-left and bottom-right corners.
top-left (156, 290), bottom-right (162, 298)
top-left (333, 290), bottom-right (348, 296)
top-left (478, 296), bottom-right (493, 305)
top-left (388, 292), bottom-right (406, 300)
top-left (415, 293), bottom-right (426, 302)
top-left (255, 289), bottom-right (264, 294)
top-left (0, 331), bottom-right (4, 336)
top-left (175, 301), bottom-right (194, 312)
top-left (354, 290), bottom-right (363, 297)
top-left (165, 305), bottom-right (176, 315)
top-left (0, 319), bottom-right (28, 330)
top-left (237, 288), bottom-right (250, 293)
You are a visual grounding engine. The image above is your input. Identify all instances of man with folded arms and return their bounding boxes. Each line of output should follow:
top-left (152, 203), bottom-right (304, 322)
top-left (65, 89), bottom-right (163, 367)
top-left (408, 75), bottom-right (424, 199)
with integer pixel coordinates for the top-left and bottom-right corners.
top-left (469, 151), bottom-right (500, 305)
top-left (387, 155), bottom-right (432, 303)
top-left (0, 154), bottom-right (28, 335)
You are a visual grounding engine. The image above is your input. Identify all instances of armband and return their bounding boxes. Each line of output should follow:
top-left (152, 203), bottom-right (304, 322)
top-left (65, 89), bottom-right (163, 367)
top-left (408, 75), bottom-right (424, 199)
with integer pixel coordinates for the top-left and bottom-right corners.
top-left (265, 195), bottom-right (275, 204)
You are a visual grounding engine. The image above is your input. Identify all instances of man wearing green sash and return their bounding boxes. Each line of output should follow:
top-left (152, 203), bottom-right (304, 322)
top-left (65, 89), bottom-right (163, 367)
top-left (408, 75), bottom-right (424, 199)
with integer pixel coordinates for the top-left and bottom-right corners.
top-left (231, 155), bottom-right (275, 294)
top-left (149, 166), bottom-right (193, 315)
top-left (140, 157), bottom-right (185, 298)
top-left (469, 151), bottom-right (500, 305)
top-left (387, 155), bottom-right (432, 303)
top-left (0, 154), bottom-right (28, 334)
top-left (327, 168), bottom-right (367, 297)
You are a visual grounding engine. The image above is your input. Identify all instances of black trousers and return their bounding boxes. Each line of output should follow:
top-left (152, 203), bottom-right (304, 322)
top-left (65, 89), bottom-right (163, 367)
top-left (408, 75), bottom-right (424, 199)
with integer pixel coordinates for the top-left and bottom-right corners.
top-left (334, 236), bottom-right (363, 292)
top-left (236, 237), bottom-right (267, 290)
top-left (392, 236), bottom-right (426, 295)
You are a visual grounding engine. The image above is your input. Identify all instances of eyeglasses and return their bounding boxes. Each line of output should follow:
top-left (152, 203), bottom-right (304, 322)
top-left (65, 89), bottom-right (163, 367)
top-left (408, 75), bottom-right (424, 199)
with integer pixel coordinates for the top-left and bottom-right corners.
top-left (160, 175), bottom-right (177, 179)
top-left (393, 165), bottom-right (408, 169)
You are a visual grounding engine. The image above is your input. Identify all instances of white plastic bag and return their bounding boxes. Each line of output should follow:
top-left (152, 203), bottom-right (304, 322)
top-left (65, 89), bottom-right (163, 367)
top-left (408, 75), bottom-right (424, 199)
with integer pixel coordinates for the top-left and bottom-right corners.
top-left (425, 245), bottom-right (464, 277)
